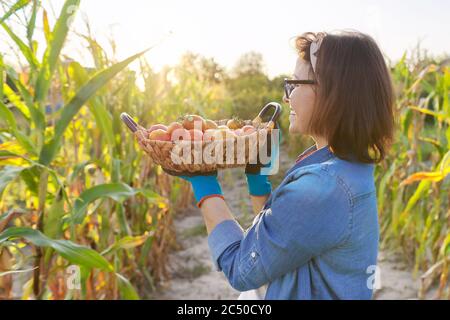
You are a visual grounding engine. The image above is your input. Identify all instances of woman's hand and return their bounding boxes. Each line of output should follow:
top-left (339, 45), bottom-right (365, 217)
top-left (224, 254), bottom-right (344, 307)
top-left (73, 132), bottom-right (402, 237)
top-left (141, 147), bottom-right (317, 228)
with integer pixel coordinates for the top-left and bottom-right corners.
top-left (244, 122), bottom-right (282, 212)
top-left (245, 172), bottom-right (272, 215)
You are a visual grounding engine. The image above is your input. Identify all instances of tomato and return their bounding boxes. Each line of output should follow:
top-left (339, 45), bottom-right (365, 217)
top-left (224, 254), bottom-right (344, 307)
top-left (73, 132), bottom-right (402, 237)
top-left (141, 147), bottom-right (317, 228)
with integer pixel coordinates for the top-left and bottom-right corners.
top-left (205, 119), bottom-right (218, 130)
top-left (148, 129), bottom-right (171, 141)
top-left (167, 122), bottom-right (184, 135)
top-left (147, 124), bottom-right (168, 134)
top-left (241, 125), bottom-right (256, 135)
top-left (226, 118), bottom-right (244, 130)
top-left (182, 115), bottom-right (207, 131)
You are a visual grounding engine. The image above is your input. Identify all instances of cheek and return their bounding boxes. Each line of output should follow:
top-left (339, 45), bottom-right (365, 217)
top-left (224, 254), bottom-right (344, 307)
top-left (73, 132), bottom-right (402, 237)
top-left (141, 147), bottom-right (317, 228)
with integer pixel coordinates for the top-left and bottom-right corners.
top-left (290, 89), bottom-right (316, 123)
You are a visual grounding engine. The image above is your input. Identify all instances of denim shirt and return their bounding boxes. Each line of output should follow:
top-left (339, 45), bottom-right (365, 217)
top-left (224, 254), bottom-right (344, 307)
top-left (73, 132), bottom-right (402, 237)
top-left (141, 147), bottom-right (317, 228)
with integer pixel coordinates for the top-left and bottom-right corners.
top-left (208, 144), bottom-right (379, 300)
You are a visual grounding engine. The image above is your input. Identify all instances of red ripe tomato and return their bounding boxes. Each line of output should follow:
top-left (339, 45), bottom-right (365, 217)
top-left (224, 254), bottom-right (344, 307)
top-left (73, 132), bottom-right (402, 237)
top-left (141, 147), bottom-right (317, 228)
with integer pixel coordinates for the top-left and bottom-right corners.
top-left (148, 129), bottom-right (171, 141)
top-left (148, 124), bottom-right (168, 134)
top-left (167, 122), bottom-right (184, 135)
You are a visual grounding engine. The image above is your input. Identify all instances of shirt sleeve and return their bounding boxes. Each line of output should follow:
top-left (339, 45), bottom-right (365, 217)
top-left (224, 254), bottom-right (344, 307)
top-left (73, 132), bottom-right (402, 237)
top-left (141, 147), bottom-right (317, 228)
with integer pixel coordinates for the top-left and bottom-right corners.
top-left (207, 169), bottom-right (352, 292)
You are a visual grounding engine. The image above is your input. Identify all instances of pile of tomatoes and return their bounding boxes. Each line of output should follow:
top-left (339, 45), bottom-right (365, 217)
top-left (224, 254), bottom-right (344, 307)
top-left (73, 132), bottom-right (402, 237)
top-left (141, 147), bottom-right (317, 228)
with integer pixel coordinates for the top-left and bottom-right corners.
top-left (145, 115), bottom-right (257, 142)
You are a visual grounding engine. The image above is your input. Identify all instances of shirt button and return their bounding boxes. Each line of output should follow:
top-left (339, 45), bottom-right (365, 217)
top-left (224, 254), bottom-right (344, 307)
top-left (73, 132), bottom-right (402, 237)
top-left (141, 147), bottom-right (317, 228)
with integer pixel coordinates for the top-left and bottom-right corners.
top-left (251, 251), bottom-right (256, 258)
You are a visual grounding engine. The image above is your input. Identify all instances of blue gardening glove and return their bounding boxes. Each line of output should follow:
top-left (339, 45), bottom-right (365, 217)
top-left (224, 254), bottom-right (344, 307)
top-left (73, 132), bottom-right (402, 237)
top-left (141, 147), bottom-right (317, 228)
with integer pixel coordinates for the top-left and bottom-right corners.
top-left (179, 173), bottom-right (224, 208)
top-left (245, 123), bottom-right (282, 196)
top-left (245, 173), bottom-right (272, 197)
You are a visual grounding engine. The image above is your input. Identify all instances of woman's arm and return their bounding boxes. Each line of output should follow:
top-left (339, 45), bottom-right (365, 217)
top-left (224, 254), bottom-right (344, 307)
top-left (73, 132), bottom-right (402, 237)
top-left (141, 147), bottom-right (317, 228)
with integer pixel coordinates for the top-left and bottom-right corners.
top-left (194, 173), bottom-right (271, 231)
top-left (245, 174), bottom-right (272, 214)
top-left (199, 196), bottom-right (235, 234)
top-left (206, 170), bottom-right (351, 292)
top-left (249, 194), bottom-right (270, 215)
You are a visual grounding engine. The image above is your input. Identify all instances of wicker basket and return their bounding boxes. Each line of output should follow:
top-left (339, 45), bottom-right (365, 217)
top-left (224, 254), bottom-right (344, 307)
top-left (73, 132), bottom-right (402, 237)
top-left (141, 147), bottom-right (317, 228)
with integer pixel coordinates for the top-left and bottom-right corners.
top-left (121, 102), bottom-right (282, 176)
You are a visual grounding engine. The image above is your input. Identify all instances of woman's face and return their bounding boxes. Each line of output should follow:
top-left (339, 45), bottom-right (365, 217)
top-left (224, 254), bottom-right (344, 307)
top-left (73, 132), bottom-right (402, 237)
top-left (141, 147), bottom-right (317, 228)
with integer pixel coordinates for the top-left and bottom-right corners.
top-left (285, 57), bottom-right (317, 135)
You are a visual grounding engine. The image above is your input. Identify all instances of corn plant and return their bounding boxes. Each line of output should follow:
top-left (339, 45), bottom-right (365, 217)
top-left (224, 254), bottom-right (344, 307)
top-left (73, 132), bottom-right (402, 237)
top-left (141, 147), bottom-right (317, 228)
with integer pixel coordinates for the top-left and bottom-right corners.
top-left (376, 53), bottom-right (449, 298)
top-left (0, 0), bottom-right (173, 299)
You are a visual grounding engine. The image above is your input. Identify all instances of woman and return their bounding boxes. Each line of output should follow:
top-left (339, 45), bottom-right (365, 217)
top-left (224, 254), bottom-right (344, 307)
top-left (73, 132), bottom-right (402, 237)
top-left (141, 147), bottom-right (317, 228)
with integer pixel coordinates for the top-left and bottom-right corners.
top-left (173, 31), bottom-right (395, 300)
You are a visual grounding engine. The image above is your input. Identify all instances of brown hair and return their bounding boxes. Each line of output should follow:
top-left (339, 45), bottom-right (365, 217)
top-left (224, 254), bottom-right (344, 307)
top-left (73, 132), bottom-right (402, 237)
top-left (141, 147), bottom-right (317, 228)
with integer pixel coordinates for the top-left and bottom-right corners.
top-left (295, 31), bottom-right (396, 163)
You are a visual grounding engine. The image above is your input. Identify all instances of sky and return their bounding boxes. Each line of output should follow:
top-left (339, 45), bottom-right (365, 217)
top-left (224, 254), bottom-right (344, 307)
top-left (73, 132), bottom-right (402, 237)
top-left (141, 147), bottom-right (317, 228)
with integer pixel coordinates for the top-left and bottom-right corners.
top-left (2, 0), bottom-right (450, 78)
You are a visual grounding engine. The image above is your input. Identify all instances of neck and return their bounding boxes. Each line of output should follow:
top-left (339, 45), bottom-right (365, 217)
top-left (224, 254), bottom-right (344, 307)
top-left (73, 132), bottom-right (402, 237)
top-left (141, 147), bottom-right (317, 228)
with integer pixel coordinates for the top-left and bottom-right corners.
top-left (313, 136), bottom-right (328, 150)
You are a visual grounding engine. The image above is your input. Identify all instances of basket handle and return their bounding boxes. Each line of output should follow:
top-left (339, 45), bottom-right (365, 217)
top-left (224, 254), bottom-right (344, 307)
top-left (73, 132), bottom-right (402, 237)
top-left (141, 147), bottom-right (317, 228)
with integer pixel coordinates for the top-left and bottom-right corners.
top-left (252, 102), bottom-right (283, 130)
top-left (120, 112), bottom-right (145, 133)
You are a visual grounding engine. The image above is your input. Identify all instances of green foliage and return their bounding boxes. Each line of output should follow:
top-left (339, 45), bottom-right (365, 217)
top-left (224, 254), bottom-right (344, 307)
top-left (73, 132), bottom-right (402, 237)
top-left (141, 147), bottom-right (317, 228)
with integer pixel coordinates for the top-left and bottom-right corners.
top-left (0, 0), bottom-right (169, 300)
top-left (0, 227), bottom-right (113, 271)
top-left (0, 0), bottom-right (448, 300)
top-left (377, 55), bottom-right (449, 297)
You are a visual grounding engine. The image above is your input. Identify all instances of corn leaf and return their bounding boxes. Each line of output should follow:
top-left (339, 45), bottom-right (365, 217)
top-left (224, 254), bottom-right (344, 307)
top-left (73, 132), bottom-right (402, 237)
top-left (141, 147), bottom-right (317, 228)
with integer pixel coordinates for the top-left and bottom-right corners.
top-left (39, 48), bottom-right (151, 166)
top-left (0, 166), bottom-right (25, 199)
top-left (71, 183), bottom-right (160, 224)
top-left (116, 273), bottom-right (139, 300)
top-left (0, 0), bottom-right (31, 24)
top-left (401, 149), bottom-right (450, 186)
top-left (42, 9), bottom-right (50, 44)
top-left (400, 171), bottom-right (445, 185)
top-left (101, 233), bottom-right (152, 256)
top-left (440, 234), bottom-right (450, 256)
top-left (26, 0), bottom-right (38, 43)
top-left (43, 188), bottom-right (65, 239)
top-left (68, 61), bottom-right (115, 148)
top-left (0, 227), bottom-right (113, 271)
top-left (0, 53), bottom-right (3, 101)
top-left (9, 129), bottom-right (38, 156)
top-left (34, 0), bottom-right (80, 103)
top-left (0, 267), bottom-right (37, 278)
top-left (8, 75), bottom-right (45, 130)
top-left (0, 21), bottom-right (39, 69)
top-left (0, 143), bottom-right (29, 166)
top-left (3, 84), bottom-right (31, 120)
top-left (0, 209), bottom-right (27, 233)
top-left (409, 106), bottom-right (450, 124)
top-left (440, 149), bottom-right (450, 173)
top-left (0, 101), bottom-right (17, 130)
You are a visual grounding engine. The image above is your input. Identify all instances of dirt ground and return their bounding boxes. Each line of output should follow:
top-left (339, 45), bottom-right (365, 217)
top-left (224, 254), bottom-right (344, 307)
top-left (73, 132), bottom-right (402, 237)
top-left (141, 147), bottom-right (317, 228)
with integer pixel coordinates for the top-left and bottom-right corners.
top-left (154, 150), bottom-right (437, 300)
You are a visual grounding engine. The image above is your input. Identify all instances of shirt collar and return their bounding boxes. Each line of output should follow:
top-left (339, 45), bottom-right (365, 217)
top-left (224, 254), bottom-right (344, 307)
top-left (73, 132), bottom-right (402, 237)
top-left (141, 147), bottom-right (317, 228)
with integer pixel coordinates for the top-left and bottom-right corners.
top-left (285, 144), bottom-right (334, 176)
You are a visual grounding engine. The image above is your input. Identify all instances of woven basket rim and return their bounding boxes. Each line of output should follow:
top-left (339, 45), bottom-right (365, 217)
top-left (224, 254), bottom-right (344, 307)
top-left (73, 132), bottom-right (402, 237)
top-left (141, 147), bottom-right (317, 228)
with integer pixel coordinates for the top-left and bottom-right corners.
top-left (133, 118), bottom-right (272, 175)
top-left (135, 120), bottom-right (271, 144)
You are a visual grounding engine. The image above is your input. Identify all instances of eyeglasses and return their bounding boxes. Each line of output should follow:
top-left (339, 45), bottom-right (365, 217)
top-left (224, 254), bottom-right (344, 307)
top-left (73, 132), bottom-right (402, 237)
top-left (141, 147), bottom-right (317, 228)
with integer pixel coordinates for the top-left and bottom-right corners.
top-left (284, 78), bottom-right (317, 100)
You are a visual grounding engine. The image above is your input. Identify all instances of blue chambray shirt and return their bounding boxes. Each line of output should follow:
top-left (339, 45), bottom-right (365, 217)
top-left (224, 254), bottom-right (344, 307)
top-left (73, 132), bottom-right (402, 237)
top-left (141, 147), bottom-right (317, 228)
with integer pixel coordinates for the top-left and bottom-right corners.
top-left (208, 144), bottom-right (379, 300)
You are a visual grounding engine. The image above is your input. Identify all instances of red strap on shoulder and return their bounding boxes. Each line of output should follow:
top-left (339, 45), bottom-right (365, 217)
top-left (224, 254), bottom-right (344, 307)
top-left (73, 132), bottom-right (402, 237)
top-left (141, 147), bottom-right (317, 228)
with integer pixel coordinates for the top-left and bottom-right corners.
top-left (295, 149), bottom-right (317, 163)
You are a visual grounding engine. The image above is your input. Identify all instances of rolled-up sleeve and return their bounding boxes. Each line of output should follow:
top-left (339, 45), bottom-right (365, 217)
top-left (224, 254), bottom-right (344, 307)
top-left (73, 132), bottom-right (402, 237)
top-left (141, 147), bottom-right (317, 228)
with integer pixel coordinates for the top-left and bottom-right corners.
top-left (208, 219), bottom-right (244, 271)
top-left (207, 169), bottom-right (352, 292)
